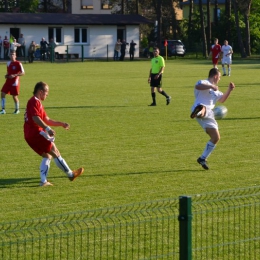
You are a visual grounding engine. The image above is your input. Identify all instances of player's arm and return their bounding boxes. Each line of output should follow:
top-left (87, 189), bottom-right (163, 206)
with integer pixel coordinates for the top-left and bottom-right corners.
top-left (218, 82), bottom-right (235, 103)
top-left (43, 116), bottom-right (70, 130)
top-left (148, 69), bottom-right (152, 83)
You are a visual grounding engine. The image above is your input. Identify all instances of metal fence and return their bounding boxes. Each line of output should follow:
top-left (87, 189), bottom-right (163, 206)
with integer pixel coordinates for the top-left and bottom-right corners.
top-left (0, 186), bottom-right (259, 259)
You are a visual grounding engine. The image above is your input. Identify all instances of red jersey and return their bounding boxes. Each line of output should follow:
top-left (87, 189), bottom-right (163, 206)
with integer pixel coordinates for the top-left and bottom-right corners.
top-left (4, 61), bottom-right (24, 87)
top-left (24, 96), bottom-right (47, 139)
top-left (210, 44), bottom-right (222, 59)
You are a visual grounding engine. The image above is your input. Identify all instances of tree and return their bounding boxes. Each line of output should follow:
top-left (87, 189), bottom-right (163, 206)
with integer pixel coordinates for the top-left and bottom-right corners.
top-left (233, 0), bottom-right (247, 57)
top-left (199, 0), bottom-right (208, 57)
top-left (206, 0), bottom-right (211, 54)
top-left (237, 0), bottom-right (252, 56)
top-left (187, 0), bottom-right (194, 50)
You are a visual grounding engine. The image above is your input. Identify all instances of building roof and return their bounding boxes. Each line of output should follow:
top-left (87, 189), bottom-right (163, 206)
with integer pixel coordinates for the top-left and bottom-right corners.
top-left (0, 13), bottom-right (152, 25)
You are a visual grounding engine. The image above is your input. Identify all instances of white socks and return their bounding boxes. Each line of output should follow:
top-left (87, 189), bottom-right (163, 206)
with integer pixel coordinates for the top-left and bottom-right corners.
top-left (1, 98), bottom-right (5, 109)
top-left (40, 158), bottom-right (51, 183)
top-left (201, 141), bottom-right (216, 160)
top-left (54, 156), bottom-right (73, 177)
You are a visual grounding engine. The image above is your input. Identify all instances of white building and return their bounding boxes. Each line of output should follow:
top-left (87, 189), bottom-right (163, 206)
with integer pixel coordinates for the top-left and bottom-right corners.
top-left (0, 0), bottom-right (151, 59)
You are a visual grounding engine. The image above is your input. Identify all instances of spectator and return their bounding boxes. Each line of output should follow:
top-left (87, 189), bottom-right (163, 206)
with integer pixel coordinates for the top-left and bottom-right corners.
top-left (113, 39), bottom-right (121, 61)
top-left (28, 41), bottom-right (38, 63)
top-left (9, 39), bottom-right (21, 54)
top-left (0, 36), bottom-right (2, 59)
top-left (129, 40), bottom-right (137, 61)
top-left (40, 37), bottom-right (49, 60)
top-left (18, 33), bottom-right (25, 57)
top-left (48, 38), bottom-right (57, 61)
top-left (3, 36), bottom-right (9, 60)
top-left (119, 40), bottom-right (128, 61)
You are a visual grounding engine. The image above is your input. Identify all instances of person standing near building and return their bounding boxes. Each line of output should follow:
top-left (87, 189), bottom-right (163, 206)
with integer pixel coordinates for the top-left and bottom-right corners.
top-left (9, 39), bottom-right (21, 54)
top-left (208, 38), bottom-right (222, 68)
top-left (221, 40), bottom-right (233, 76)
top-left (129, 40), bottom-right (137, 61)
top-left (147, 47), bottom-right (171, 106)
top-left (24, 81), bottom-right (84, 186)
top-left (113, 39), bottom-right (121, 61)
top-left (18, 33), bottom-right (25, 57)
top-left (190, 68), bottom-right (235, 170)
top-left (0, 51), bottom-right (25, 115)
top-left (40, 37), bottom-right (49, 60)
top-left (3, 36), bottom-right (9, 60)
top-left (28, 41), bottom-right (38, 63)
top-left (119, 40), bottom-right (128, 61)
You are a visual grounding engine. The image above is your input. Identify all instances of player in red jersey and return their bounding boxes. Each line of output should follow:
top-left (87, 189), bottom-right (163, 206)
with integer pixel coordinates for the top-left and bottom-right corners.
top-left (208, 38), bottom-right (222, 69)
top-left (0, 51), bottom-right (25, 114)
top-left (24, 81), bottom-right (84, 186)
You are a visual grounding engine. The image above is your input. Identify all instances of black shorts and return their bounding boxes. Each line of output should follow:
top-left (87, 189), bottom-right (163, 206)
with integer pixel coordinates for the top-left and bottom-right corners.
top-left (150, 73), bottom-right (162, 88)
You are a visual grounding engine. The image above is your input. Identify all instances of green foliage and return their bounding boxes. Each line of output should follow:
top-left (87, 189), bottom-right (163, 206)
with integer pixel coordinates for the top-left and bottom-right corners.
top-left (0, 59), bottom-right (260, 222)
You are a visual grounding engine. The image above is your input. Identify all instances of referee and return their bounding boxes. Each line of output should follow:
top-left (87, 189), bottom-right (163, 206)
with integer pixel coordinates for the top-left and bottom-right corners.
top-left (148, 47), bottom-right (171, 106)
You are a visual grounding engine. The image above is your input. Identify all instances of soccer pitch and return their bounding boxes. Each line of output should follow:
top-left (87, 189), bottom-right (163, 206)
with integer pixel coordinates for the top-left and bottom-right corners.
top-left (0, 58), bottom-right (260, 222)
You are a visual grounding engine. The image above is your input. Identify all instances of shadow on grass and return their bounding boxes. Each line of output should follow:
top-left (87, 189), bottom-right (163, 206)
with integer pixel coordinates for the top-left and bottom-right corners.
top-left (45, 105), bottom-right (128, 109)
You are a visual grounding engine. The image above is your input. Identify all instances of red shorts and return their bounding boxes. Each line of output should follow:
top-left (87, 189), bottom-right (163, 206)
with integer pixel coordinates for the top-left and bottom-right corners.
top-left (212, 58), bottom-right (219, 65)
top-left (25, 133), bottom-right (52, 156)
top-left (1, 83), bottom-right (19, 96)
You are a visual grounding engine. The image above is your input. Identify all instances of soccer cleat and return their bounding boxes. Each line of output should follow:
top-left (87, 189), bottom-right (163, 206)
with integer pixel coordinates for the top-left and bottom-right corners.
top-left (228, 74), bottom-right (230, 76)
top-left (190, 105), bottom-right (204, 119)
top-left (197, 157), bottom-right (209, 170)
top-left (13, 109), bottom-right (20, 114)
top-left (149, 103), bottom-right (156, 106)
top-left (40, 181), bottom-right (53, 187)
top-left (0, 109), bottom-right (6, 114)
top-left (223, 73), bottom-right (226, 76)
top-left (166, 96), bottom-right (171, 105)
top-left (69, 167), bottom-right (84, 181)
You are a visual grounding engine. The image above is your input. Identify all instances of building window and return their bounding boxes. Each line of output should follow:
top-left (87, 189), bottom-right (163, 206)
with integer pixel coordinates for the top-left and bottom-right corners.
top-left (101, 0), bottom-right (112, 9)
top-left (48, 28), bottom-right (62, 43)
top-left (81, 0), bottom-right (93, 9)
top-left (74, 28), bottom-right (88, 43)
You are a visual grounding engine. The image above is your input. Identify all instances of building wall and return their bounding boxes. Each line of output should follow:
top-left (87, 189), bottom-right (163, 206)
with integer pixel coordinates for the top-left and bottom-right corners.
top-left (0, 24), bottom-right (140, 58)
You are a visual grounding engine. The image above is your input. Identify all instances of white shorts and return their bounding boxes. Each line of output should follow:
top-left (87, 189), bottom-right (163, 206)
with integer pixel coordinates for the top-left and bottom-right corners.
top-left (196, 106), bottom-right (218, 131)
top-left (222, 57), bottom-right (232, 65)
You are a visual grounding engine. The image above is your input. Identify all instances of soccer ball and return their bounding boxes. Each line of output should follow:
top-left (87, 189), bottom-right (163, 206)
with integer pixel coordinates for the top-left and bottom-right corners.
top-left (213, 105), bottom-right (228, 120)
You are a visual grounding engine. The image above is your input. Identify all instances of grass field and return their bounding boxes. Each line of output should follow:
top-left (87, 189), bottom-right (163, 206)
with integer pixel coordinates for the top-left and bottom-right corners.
top-left (0, 57), bottom-right (260, 222)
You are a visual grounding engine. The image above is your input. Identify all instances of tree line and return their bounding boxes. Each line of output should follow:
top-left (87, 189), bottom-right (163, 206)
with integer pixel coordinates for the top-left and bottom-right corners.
top-left (1, 0), bottom-right (259, 56)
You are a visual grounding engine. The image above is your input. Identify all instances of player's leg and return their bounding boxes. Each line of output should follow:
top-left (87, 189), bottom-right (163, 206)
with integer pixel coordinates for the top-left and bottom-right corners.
top-left (222, 61), bottom-right (226, 76)
top-left (227, 60), bottom-right (231, 76)
top-left (12, 95), bottom-right (20, 114)
top-left (0, 92), bottom-right (6, 114)
top-left (157, 75), bottom-right (171, 105)
top-left (48, 143), bottom-right (84, 181)
top-left (149, 86), bottom-right (156, 106)
top-left (39, 154), bottom-right (52, 186)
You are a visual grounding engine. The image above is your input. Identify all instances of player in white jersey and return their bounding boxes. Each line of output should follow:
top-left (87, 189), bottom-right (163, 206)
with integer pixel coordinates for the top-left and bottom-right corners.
top-left (221, 40), bottom-right (233, 76)
top-left (190, 68), bottom-right (235, 170)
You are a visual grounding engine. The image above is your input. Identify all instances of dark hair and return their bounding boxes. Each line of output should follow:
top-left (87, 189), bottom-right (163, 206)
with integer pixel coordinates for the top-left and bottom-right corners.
top-left (208, 68), bottom-right (219, 78)
top-left (33, 81), bottom-right (48, 95)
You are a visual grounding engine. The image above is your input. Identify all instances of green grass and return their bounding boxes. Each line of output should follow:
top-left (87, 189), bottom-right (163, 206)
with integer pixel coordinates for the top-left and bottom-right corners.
top-left (0, 58), bottom-right (260, 222)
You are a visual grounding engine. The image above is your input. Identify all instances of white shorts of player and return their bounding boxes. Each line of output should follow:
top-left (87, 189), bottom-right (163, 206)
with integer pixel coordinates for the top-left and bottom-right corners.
top-left (222, 56), bottom-right (232, 65)
top-left (196, 106), bottom-right (218, 131)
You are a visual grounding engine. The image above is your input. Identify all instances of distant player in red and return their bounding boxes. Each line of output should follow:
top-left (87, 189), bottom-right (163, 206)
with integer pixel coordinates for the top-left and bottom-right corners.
top-left (0, 51), bottom-right (25, 115)
top-left (208, 38), bottom-right (222, 69)
top-left (24, 81), bottom-right (84, 186)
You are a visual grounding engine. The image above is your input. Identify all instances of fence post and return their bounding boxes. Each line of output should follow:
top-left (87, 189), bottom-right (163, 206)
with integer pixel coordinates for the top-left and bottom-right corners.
top-left (81, 45), bottom-right (84, 62)
top-left (178, 196), bottom-right (192, 260)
